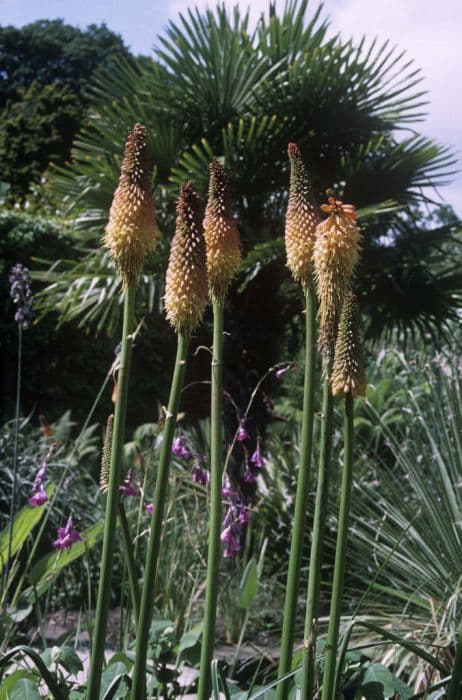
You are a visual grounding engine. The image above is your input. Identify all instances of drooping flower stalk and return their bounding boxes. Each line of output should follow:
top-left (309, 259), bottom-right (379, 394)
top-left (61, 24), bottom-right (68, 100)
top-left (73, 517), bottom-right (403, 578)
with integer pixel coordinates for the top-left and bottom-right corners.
top-left (302, 201), bottom-right (362, 699)
top-left (321, 293), bottom-right (365, 700)
top-left (87, 124), bottom-right (158, 700)
top-left (6, 264), bottom-right (34, 586)
top-left (131, 182), bottom-right (207, 700)
top-left (197, 160), bottom-right (241, 700)
top-left (277, 143), bottom-right (319, 700)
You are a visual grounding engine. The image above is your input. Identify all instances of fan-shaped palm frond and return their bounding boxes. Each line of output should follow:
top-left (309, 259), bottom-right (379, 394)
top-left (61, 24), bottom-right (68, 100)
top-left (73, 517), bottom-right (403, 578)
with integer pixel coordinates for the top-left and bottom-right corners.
top-left (34, 244), bottom-right (168, 334)
top-left (341, 136), bottom-right (458, 206)
top-left (44, 0), bottom-right (459, 344)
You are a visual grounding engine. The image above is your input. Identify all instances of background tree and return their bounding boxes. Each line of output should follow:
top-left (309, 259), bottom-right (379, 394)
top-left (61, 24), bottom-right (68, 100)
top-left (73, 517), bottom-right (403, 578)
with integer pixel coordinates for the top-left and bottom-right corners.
top-left (34, 0), bottom-right (460, 419)
top-left (0, 20), bottom-right (131, 198)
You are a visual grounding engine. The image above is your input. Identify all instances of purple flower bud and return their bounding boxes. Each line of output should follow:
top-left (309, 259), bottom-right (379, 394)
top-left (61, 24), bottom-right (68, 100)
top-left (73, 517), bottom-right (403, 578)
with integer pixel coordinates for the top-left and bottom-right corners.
top-left (144, 502), bottom-right (154, 515)
top-left (220, 524), bottom-right (242, 557)
top-left (275, 365), bottom-right (291, 379)
top-left (119, 469), bottom-right (139, 497)
top-left (192, 460), bottom-right (210, 485)
top-left (171, 435), bottom-right (192, 459)
top-left (238, 506), bottom-right (251, 524)
top-left (221, 477), bottom-right (236, 498)
top-left (243, 469), bottom-right (257, 484)
top-left (28, 486), bottom-right (47, 507)
top-left (53, 516), bottom-right (82, 550)
top-left (236, 421), bottom-right (250, 442)
top-left (250, 439), bottom-right (265, 469)
top-left (9, 264), bottom-right (34, 330)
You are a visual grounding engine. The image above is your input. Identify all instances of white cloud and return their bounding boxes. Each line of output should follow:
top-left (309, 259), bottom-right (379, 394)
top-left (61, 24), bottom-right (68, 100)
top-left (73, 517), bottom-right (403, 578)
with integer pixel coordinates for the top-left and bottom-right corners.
top-left (323, 0), bottom-right (462, 213)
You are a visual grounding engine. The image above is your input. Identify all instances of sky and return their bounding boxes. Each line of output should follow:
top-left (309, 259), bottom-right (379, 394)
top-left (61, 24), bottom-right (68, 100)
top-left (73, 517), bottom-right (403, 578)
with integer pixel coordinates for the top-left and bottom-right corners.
top-left (1, 0), bottom-right (461, 215)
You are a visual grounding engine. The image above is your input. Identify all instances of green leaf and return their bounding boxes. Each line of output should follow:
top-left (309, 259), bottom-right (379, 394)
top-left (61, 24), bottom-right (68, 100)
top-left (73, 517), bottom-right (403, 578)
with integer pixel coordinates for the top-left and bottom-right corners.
top-left (0, 671), bottom-right (32, 700)
top-left (24, 520), bottom-right (103, 602)
top-left (359, 663), bottom-right (409, 699)
top-left (239, 557), bottom-right (259, 610)
top-left (9, 679), bottom-right (42, 700)
top-left (99, 661), bottom-right (130, 699)
top-left (0, 484), bottom-right (54, 574)
top-left (55, 646), bottom-right (83, 675)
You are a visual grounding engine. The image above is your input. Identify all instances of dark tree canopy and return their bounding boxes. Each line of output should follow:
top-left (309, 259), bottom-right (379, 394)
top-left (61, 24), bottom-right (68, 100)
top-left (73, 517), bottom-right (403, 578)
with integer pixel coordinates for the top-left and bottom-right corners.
top-left (0, 81), bottom-right (82, 195)
top-left (0, 19), bottom-right (130, 107)
top-left (0, 20), bottom-right (131, 197)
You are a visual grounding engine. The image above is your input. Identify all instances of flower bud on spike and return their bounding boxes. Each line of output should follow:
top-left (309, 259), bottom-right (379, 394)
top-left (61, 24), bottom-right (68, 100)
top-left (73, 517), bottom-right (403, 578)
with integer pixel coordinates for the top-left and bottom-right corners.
top-left (285, 143), bottom-right (320, 289)
top-left (100, 414), bottom-right (113, 495)
top-left (203, 160), bottom-right (241, 299)
top-left (331, 293), bottom-right (366, 398)
top-left (164, 183), bottom-right (208, 335)
top-left (103, 124), bottom-right (159, 286)
top-left (313, 192), bottom-right (362, 359)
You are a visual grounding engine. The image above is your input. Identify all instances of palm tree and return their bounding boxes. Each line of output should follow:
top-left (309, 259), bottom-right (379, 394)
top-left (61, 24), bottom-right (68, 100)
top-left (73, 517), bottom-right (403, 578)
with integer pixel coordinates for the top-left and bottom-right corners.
top-left (40, 0), bottom-right (459, 351)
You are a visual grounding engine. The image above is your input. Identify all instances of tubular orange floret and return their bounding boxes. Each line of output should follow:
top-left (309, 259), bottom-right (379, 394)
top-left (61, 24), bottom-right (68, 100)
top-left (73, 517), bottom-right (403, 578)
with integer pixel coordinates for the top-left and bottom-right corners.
top-left (203, 160), bottom-right (241, 300)
top-left (285, 143), bottom-right (320, 289)
top-left (313, 192), bottom-right (362, 360)
top-left (164, 182), bottom-right (208, 335)
top-left (331, 293), bottom-right (365, 397)
top-left (103, 124), bottom-right (159, 286)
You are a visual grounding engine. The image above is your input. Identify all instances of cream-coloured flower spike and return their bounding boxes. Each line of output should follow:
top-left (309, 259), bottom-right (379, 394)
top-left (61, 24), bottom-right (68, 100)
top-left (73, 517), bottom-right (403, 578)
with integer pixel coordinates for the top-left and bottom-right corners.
top-left (285, 143), bottom-right (320, 289)
top-left (203, 160), bottom-right (241, 300)
top-left (313, 194), bottom-right (362, 359)
top-left (331, 292), bottom-right (365, 397)
top-left (103, 124), bottom-right (158, 286)
top-left (164, 183), bottom-right (208, 335)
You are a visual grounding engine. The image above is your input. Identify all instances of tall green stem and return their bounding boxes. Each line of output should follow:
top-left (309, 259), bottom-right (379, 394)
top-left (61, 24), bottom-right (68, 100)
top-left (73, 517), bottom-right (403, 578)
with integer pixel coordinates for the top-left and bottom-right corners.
top-left (276, 286), bottom-right (316, 700)
top-left (87, 284), bottom-right (136, 700)
top-left (197, 298), bottom-right (224, 700)
top-left (130, 332), bottom-right (189, 700)
top-left (321, 393), bottom-right (354, 700)
top-left (118, 501), bottom-right (140, 623)
top-left (448, 619), bottom-right (462, 699)
top-left (6, 326), bottom-right (22, 588)
top-left (301, 367), bottom-right (334, 699)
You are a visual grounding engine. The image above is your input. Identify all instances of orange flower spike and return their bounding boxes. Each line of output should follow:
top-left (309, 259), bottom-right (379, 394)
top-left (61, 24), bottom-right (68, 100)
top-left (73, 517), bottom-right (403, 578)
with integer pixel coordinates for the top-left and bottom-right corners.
top-left (203, 160), bottom-right (241, 300)
top-left (164, 183), bottom-right (208, 335)
top-left (285, 143), bottom-right (320, 289)
top-left (103, 124), bottom-right (159, 286)
top-left (313, 191), bottom-right (362, 360)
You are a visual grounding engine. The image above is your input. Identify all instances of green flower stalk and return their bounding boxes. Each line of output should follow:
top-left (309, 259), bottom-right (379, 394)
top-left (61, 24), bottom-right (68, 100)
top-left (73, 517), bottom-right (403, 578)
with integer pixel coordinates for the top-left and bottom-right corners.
top-left (197, 161), bottom-right (240, 700)
top-left (301, 367), bottom-right (334, 699)
top-left (277, 143), bottom-right (319, 700)
top-left (321, 293), bottom-right (365, 700)
top-left (87, 124), bottom-right (157, 700)
top-left (131, 182), bottom-right (207, 700)
top-left (300, 198), bottom-right (362, 699)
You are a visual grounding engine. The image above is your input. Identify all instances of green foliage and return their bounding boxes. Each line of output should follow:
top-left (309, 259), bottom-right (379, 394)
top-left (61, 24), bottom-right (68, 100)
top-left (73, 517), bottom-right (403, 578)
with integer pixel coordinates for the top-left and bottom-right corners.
top-left (43, 0), bottom-right (460, 354)
top-left (0, 19), bottom-right (131, 198)
top-left (343, 351), bottom-right (462, 690)
top-left (0, 81), bottom-right (82, 197)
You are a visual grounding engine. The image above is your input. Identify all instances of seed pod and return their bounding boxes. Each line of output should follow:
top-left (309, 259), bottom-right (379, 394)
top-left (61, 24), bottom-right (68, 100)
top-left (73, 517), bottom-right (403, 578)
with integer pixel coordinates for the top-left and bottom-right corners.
top-left (203, 160), bottom-right (241, 299)
top-left (285, 143), bottom-right (320, 289)
top-left (164, 183), bottom-right (208, 335)
top-left (103, 124), bottom-right (159, 286)
top-left (313, 194), bottom-right (362, 359)
top-left (331, 293), bottom-right (365, 397)
top-left (100, 414), bottom-right (114, 495)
